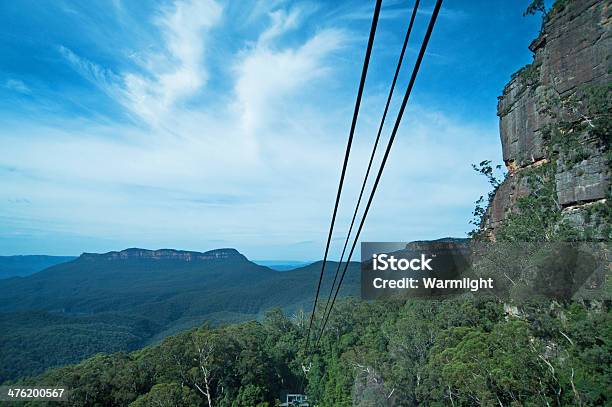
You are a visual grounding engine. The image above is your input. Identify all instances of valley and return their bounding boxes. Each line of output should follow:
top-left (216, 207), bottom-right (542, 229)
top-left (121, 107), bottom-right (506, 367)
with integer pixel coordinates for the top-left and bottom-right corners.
top-left (0, 248), bottom-right (359, 381)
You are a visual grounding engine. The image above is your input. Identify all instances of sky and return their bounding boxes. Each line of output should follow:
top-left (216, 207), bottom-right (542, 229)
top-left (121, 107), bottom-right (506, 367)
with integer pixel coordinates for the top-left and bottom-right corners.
top-left (0, 0), bottom-right (544, 260)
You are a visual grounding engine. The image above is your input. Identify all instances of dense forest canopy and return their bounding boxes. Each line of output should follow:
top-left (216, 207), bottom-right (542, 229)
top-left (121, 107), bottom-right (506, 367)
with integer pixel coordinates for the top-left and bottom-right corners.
top-left (0, 255), bottom-right (359, 381)
top-left (9, 295), bottom-right (610, 406)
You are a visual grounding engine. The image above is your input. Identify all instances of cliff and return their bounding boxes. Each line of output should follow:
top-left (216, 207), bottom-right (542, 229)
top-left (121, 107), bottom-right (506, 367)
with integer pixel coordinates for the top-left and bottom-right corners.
top-left (79, 248), bottom-right (247, 262)
top-left (483, 0), bottom-right (611, 239)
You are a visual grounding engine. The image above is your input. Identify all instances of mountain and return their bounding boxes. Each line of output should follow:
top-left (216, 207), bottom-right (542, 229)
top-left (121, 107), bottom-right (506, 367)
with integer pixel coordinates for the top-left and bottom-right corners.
top-left (0, 255), bottom-right (76, 279)
top-left (0, 248), bottom-right (359, 381)
top-left (253, 260), bottom-right (312, 271)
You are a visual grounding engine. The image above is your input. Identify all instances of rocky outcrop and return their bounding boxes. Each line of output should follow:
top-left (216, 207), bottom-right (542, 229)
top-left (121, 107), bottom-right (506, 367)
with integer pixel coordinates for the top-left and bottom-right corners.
top-left (79, 248), bottom-right (246, 262)
top-left (483, 0), bottom-right (611, 237)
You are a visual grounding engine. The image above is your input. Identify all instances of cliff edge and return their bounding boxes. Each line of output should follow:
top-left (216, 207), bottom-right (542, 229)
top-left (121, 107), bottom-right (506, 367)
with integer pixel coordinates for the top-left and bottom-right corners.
top-left (483, 0), bottom-right (611, 239)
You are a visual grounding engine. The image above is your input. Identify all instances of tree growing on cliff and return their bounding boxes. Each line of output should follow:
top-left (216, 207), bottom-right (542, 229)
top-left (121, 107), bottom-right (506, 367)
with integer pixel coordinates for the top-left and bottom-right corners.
top-left (468, 160), bottom-right (503, 239)
top-left (523, 0), bottom-right (547, 17)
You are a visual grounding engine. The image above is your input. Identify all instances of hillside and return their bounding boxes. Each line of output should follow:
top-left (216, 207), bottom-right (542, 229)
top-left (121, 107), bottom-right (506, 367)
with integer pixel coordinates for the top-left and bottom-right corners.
top-left (0, 255), bottom-right (75, 279)
top-left (0, 248), bottom-right (359, 381)
top-left (13, 296), bottom-right (610, 406)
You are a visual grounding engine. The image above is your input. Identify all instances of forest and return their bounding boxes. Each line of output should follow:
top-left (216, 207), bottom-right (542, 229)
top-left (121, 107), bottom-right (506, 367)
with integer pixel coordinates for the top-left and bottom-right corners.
top-left (0, 254), bottom-right (359, 381)
top-left (8, 294), bottom-right (609, 406)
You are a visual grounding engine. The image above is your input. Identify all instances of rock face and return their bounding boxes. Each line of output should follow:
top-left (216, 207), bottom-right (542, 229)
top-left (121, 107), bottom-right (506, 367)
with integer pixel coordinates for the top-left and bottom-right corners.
top-left (483, 0), bottom-right (611, 237)
top-left (79, 248), bottom-right (246, 262)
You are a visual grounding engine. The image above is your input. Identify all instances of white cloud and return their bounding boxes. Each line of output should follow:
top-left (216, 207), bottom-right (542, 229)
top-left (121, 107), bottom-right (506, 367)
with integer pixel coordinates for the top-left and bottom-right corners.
top-left (1, 0), bottom-right (502, 258)
top-left (258, 8), bottom-right (302, 45)
top-left (234, 8), bottom-right (345, 133)
top-left (5, 79), bottom-right (31, 94)
top-left (59, 46), bottom-right (120, 96)
top-left (60, 0), bottom-right (222, 126)
top-left (122, 0), bottom-right (222, 125)
top-left (0, 99), bottom-right (499, 258)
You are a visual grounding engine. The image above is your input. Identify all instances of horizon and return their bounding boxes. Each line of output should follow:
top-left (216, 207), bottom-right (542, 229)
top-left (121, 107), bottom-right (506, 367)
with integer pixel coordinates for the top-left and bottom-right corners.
top-left (0, 0), bottom-right (544, 259)
top-left (0, 235), bottom-right (465, 261)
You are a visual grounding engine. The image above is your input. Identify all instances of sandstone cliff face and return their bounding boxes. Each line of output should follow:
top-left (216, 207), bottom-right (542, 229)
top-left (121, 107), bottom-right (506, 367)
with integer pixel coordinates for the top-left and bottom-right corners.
top-left (80, 248), bottom-right (246, 262)
top-left (484, 0), bottom-right (611, 238)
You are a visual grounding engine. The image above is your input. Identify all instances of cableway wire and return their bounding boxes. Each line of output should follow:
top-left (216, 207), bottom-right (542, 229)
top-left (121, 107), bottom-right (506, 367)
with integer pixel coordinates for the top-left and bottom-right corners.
top-left (315, 0), bottom-right (443, 346)
top-left (320, 0), bottom-right (421, 327)
top-left (304, 0), bottom-right (382, 355)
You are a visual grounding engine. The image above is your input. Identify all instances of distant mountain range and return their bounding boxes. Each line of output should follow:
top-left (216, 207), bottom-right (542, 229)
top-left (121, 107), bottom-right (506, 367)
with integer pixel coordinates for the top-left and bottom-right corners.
top-left (0, 255), bottom-right (76, 279)
top-left (253, 260), bottom-right (312, 271)
top-left (0, 248), bottom-right (359, 381)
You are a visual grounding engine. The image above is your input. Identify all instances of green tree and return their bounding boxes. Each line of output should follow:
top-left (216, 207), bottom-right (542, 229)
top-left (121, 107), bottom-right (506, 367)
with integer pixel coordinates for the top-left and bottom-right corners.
top-left (523, 0), bottom-right (547, 17)
top-left (129, 383), bottom-right (202, 407)
top-left (232, 384), bottom-right (268, 407)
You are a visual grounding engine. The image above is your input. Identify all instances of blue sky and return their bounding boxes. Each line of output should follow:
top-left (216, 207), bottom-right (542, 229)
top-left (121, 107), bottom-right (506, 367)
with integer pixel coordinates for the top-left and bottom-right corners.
top-left (0, 0), bottom-right (543, 259)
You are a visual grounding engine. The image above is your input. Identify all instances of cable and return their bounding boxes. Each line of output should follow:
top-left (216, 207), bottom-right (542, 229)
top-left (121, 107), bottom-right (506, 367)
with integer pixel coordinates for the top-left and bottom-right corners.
top-left (321, 0), bottom-right (421, 325)
top-left (317, 0), bottom-right (442, 345)
top-left (316, 0), bottom-right (443, 346)
top-left (304, 0), bottom-right (382, 353)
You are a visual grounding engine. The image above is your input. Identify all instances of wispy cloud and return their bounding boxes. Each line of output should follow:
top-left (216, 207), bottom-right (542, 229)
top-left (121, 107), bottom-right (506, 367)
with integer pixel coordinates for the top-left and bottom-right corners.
top-left (233, 10), bottom-right (345, 132)
top-left (0, 0), bottom-right (514, 258)
top-left (60, 0), bottom-right (222, 127)
top-left (59, 46), bottom-right (120, 95)
top-left (121, 0), bottom-right (222, 125)
top-left (5, 79), bottom-right (31, 94)
top-left (340, 2), bottom-right (467, 22)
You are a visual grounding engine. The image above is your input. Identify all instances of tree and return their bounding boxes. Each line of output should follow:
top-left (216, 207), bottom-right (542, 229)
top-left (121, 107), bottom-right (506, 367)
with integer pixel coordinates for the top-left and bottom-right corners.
top-left (232, 384), bottom-right (268, 407)
top-left (129, 383), bottom-right (202, 407)
top-left (191, 330), bottom-right (217, 407)
top-left (523, 0), bottom-right (547, 17)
